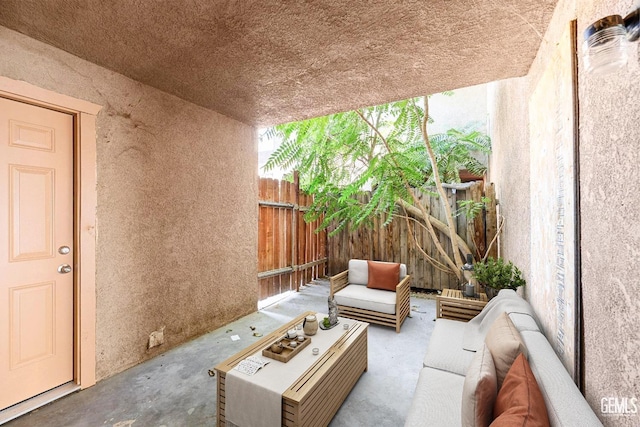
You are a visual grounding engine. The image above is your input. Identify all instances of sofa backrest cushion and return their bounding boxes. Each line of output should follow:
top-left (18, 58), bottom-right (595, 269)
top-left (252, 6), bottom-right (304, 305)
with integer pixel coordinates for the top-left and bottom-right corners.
top-left (348, 259), bottom-right (407, 286)
top-left (491, 353), bottom-right (550, 427)
top-left (485, 312), bottom-right (528, 389)
top-left (462, 291), bottom-right (537, 352)
top-left (508, 312), bottom-right (540, 333)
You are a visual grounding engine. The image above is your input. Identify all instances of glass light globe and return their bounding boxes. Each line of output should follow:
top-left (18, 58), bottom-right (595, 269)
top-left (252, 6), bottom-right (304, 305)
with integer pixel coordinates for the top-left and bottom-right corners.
top-left (583, 15), bottom-right (628, 75)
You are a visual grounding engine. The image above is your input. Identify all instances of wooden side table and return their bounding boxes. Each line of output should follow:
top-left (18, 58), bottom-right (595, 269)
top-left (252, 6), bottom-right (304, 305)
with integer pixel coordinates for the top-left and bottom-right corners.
top-left (436, 288), bottom-right (488, 321)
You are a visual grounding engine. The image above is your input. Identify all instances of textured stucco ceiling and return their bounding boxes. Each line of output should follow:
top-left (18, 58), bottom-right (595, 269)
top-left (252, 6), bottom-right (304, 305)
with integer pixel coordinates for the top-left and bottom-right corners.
top-left (0, 1), bottom-right (557, 126)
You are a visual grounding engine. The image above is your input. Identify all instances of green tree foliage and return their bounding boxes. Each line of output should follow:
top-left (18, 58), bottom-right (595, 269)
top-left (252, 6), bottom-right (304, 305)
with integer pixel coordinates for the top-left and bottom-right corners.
top-left (263, 96), bottom-right (491, 278)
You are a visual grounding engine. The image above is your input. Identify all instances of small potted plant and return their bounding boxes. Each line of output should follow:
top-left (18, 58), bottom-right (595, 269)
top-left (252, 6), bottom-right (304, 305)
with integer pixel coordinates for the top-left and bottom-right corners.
top-left (473, 257), bottom-right (526, 299)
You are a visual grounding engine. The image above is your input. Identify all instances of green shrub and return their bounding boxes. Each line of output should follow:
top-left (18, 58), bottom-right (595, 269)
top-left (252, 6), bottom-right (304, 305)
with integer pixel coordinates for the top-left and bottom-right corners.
top-left (473, 257), bottom-right (526, 290)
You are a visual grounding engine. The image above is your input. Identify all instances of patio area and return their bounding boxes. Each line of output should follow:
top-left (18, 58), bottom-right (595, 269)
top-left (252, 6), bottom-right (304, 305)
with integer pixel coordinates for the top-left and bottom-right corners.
top-left (6, 280), bottom-right (436, 427)
top-left (1, 1), bottom-right (639, 425)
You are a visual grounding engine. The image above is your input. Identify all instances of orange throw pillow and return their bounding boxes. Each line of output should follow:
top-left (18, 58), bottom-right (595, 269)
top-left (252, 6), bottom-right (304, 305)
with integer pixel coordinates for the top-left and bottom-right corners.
top-left (490, 353), bottom-right (550, 427)
top-left (366, 261), bottom-right (400, 292)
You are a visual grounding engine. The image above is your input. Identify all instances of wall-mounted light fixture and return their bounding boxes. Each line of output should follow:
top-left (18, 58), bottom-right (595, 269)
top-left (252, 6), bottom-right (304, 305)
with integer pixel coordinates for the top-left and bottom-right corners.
top-left (583, 6), bottom-right (640, 74)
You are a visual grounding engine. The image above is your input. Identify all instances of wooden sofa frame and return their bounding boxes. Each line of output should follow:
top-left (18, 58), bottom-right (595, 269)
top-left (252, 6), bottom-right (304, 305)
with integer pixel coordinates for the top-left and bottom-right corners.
top-left (329, 269), bottom-right (411, 333)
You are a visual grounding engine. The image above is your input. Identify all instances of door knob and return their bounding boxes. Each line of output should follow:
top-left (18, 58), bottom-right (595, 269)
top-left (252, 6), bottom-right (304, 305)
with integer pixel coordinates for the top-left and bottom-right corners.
top-left (58, 246), bottom-right (71, 255)
top-left (57, 264), bottom-right (72, 274)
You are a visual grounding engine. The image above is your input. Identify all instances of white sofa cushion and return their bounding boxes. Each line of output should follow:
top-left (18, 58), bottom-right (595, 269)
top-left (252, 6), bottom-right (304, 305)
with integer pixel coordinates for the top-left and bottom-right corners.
top-left (347, 259), bottom-right (407, 286)
top-left (404, 367), bottom-right (464, 427)
top-left (423, 318), bottom-right (475, 375)
top-left (334, 284), bottom-right (397, 314)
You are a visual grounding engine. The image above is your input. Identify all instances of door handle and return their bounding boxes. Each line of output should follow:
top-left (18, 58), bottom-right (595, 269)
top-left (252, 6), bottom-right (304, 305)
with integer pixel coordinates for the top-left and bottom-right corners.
top-left (57, 264), bottom-right (72, 274)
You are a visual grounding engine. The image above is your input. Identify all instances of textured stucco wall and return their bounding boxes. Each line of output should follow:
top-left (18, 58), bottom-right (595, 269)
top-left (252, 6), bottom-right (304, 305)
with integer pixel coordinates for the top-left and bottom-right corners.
top-left (487, 78), bottom-right (531, 297)
top-left (490, 0), bottom-right (640, 424)
top-left (578, 1), bottom-right (640, 423)
top-left (0, 27), bottom-right (258, 380)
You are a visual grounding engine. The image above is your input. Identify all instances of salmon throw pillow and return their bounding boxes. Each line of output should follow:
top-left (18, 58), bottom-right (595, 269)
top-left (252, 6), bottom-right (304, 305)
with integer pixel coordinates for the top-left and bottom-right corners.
top-left (366, 261), bottom-right (400, 292)
top-left (490, 353), bottom-right (550, 427)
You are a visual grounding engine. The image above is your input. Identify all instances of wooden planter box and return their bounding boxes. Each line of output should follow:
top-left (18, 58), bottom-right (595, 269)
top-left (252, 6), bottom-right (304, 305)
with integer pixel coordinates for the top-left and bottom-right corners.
top-left (436, 288), bottom-right (488, 322)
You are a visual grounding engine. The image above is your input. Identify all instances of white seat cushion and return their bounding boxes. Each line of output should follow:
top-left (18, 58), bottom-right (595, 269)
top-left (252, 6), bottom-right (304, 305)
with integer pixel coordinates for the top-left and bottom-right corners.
top-left (334, 284), bottom-right (397, 314)
top-left (404, 367), bottom-right (464, 427)
top-left (423, 318), bottom-right (476, 375)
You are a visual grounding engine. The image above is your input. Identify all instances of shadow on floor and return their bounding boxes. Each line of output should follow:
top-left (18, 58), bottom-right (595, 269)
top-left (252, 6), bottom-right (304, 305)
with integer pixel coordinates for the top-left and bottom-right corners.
top-left (6, 279), bottom-right (437, 427)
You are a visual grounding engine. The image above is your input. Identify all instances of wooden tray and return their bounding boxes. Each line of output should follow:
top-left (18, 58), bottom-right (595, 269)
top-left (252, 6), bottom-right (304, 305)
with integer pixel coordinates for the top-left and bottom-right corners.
top-left (262, 336), bottom-right (311, 363)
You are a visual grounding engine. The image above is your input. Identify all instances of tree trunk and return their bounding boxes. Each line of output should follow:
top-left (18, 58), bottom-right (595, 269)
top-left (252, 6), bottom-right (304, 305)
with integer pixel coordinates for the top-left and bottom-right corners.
top-left (420, 97), bottom-right (464, 275)
top-left (398, 199), bottom-right (473, 260)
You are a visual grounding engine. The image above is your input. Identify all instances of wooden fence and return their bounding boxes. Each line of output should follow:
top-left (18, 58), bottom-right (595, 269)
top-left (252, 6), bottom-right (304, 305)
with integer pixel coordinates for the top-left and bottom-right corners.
top-left (327, 181), bottom-right (497, 291)
top-left (258, 174), bottom-right (327, 301)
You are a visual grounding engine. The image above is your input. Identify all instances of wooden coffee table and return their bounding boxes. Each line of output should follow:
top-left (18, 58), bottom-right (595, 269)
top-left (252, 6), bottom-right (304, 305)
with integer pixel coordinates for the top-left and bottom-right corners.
top-left (436, 288), bottom-right (488, 321)
top-left (215, 311), bottom-right (368, 427)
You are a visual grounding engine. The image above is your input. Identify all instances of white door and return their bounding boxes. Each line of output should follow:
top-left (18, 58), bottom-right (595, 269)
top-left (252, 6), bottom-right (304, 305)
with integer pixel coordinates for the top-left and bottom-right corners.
top-left (0, 97), bottom-right (74, 410)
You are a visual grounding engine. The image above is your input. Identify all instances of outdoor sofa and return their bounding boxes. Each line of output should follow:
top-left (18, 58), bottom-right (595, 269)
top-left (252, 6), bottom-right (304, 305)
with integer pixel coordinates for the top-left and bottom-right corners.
top-left (330, 259), bottom-right (411, 333)
top-left (405, 289), bottom-right (603, 426)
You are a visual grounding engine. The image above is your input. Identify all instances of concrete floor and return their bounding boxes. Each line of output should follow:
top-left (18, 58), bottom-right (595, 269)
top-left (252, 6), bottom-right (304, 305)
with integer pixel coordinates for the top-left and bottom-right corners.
top-left (6, 280), bottom-right (437, 427)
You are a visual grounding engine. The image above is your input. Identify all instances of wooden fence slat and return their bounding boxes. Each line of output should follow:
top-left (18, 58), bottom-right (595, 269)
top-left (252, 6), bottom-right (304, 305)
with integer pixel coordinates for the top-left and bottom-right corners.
top-left (431, 190), bottom-right (442, 289)
top-left (400, 210), bottom-right (408, 268)
top-left (258, 179), bottom-right (268, 273)
top-left (293, 173), bottom-right (300, 290)
top-left (273, 180), bottom-right (281, 272)
top-left (470, 182), bottom-right (485, 259)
